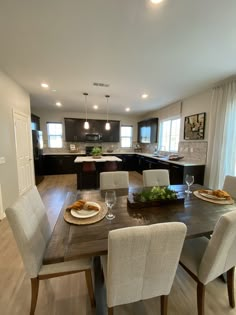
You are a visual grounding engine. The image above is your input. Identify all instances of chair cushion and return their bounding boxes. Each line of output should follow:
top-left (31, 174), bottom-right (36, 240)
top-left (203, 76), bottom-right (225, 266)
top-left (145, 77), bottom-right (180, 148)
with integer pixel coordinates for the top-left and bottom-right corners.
top-left (5, 186), bottom-right (52, 278)
top-left (104, 222), bottom-right (186, 307)
top-left (100, 171), bottom-right (129, 190)
top-left (180, 237), bottom-right (209, 277)
top-left (143, 169), bottom-right (170, 187)
top-left (39, 258), bottom-right (93, 276)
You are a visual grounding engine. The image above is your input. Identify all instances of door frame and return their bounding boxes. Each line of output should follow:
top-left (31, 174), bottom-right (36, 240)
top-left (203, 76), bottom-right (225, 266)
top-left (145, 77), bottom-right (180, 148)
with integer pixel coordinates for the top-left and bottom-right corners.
top-left (13, 109), bottom-right (35, 195)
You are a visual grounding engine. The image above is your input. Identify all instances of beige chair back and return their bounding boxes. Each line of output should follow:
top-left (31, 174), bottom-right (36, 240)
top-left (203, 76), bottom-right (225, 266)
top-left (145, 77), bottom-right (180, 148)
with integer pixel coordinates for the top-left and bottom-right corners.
top-left (223, 175), bottom-right (236, 199)
top-left (199, 210), bottom-right (236, 284)
top-left (100, 171), bottom-right (129, 195)
top-left (5, 186), bottom-right (52, 278)
top-left (104, 222), bottom-right (186, 307)
top-left (143, 169), bottom-right (170, 187)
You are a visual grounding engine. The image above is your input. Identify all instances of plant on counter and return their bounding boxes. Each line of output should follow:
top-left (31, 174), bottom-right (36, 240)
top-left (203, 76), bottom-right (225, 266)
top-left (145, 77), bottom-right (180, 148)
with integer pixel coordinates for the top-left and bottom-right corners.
top-left (91, 146), bottom-right (102, 157)
top-left (133, 186), bottom-right (177, 202)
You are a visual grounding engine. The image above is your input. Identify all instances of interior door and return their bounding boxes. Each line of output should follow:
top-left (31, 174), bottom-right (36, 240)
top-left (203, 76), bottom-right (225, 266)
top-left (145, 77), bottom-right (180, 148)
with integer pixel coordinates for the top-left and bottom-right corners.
top-left (13, 110), bottom-right (34, 195)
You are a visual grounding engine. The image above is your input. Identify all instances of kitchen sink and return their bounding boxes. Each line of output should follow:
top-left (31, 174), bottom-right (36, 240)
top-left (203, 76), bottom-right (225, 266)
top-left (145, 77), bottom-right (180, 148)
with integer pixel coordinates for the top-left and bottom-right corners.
top-left (152, 154), bottom-right (165, 158)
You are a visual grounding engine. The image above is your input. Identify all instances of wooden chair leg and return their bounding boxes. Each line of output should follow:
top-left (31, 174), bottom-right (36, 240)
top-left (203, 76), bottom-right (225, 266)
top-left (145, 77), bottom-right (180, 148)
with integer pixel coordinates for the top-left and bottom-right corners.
top-left (161, 295), bottom-right (168, 315)
top-left (108, 306), bottom-right (113, 315)
top-left (85, 270), bottom-right (96, 307)
top-left (30, 277), bottom-right (39, 315)
top-left (197, 282), bottom-right (205, 315)
top-left (227, 267), bottom-right (235, 308)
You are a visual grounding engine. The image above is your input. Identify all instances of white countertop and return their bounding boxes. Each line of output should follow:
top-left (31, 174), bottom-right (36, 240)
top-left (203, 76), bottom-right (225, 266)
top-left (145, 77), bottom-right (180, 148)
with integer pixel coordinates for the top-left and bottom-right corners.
top-left (74, 156), bottom-right (122, 163)
top-left (44, 152), bottom-right (205, 166)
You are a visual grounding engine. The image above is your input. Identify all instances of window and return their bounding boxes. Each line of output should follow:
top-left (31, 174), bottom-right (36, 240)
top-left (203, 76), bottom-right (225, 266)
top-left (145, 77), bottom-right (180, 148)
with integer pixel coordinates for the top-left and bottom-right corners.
top-left (47, 122), bottom-right (63, 148)
top-left (120, 125), bottom-right (133, 148)
top-left (159, 117), bottom-right (180, 152)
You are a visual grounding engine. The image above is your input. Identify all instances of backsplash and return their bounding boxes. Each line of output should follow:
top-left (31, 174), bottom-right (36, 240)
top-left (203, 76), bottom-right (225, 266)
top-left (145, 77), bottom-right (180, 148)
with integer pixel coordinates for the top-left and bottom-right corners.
top-left (139, 141), bottom-right (208, 164)
top-left (43, 141), bottom-right (135, 154)
top-left (43, 140), bottom-right (208, 164)
top-left (178, 141), bottom-right (208, 163)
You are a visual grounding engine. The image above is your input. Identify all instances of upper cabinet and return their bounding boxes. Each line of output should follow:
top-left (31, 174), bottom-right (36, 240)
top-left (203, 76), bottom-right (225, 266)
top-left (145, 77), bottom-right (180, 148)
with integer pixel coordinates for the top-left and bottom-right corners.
top-left (31, 114), bottom-right (40, 130)
top-left (138, 118), bottom-right (158, 143)
top-left (64, 118), bottom-right (120, 142)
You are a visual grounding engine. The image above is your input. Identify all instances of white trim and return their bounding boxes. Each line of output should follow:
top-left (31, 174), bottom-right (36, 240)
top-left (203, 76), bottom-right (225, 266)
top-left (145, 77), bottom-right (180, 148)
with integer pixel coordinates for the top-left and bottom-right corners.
top-left (0, 184), bottom-right (5, 220)
top-left (13, 109), bottom-right (35, 195)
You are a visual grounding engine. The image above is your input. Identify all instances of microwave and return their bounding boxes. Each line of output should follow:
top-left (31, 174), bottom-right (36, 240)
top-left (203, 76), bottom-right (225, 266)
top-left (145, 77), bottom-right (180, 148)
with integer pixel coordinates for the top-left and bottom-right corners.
top-left (85, 133), bottom-right (101, 142)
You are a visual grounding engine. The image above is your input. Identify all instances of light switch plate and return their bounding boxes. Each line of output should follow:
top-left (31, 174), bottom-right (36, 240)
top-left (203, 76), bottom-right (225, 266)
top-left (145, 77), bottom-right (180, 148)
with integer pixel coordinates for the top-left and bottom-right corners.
top-left (0, 157), bottom-right (6, 164)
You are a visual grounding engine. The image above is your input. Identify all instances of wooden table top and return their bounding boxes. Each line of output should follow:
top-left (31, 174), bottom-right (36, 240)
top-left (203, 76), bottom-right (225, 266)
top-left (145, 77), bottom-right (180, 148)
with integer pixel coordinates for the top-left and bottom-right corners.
top-left (43, 185), bottom-right (236, 264)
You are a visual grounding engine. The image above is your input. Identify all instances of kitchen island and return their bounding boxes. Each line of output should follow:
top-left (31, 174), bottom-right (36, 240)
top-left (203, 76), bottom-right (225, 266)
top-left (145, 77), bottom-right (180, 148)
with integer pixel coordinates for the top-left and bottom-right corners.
top-left (74, 155), bottom-right (122, 189)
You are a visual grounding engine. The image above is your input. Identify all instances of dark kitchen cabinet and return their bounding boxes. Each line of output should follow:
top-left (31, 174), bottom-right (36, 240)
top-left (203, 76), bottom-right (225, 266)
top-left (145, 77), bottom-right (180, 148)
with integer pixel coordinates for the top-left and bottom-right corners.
top-left (64, 118), bottom-right (120, 142)
top-left (44, 155), bottom-right (77, 175)
top-left (64, 118), bottom-right (86, 142)
top-left (122, 154), bottom-right (138, 171)
top-left (102, 120), bottom-right (120, 142)
top-left (137, 156), bottom-right (168, 173)
top-left (136, 155), bottom-right (205, 185)
top-left (138, 118), bottom-right (158, 143)
top-left (31, 114), bottom-right (40, 131)
top-left (169, 164), bottom-right (205, 185)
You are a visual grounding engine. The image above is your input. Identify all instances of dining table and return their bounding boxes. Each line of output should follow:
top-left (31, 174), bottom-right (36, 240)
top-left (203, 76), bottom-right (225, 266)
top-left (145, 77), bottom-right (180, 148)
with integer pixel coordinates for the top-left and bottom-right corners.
top-left (43, 184), bottom-right (236, 314)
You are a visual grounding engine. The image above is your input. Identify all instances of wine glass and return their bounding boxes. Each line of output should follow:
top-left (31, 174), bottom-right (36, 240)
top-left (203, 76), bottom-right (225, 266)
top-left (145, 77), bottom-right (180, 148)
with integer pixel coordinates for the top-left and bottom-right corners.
top-left (105, 191), bottom-right (116, 220)
top-left (185, 175), bottom-right (194, 194)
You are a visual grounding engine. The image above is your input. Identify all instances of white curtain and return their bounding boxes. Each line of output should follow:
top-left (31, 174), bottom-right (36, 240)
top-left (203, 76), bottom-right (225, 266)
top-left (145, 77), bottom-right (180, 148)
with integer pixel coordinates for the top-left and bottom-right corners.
top-left (209, 79), bottom-right (236, 189)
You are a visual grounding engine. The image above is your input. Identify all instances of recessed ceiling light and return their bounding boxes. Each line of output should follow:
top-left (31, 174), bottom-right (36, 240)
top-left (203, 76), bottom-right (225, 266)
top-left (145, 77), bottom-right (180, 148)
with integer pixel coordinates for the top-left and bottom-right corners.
top-left (142, 94), bottom-right (148, 99)
top-left (93, 105), bottom-right (98, 110)
top-left (56, 102), bottom-right (62, 107)
top-left (41, 82), bottom-right (49, 88)
top-left (52, 89), bottom-right (57, 92)
top-left (150, 0), bottom-right (163, 4)
top-left (125, 107), bottom-right (130, 112)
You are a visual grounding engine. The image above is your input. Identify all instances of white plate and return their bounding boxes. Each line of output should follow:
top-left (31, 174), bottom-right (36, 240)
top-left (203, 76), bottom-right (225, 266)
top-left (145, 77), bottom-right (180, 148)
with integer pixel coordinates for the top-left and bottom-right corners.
top-left (70, 201), bottom-right (101, 219)
top-left (199, 191), bottom-right (226, 200)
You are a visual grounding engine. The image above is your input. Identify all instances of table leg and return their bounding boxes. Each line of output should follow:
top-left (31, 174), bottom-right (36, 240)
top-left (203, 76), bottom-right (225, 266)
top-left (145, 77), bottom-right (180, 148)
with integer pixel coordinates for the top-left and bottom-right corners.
top-left (93, 256), bottom-right (107, 315)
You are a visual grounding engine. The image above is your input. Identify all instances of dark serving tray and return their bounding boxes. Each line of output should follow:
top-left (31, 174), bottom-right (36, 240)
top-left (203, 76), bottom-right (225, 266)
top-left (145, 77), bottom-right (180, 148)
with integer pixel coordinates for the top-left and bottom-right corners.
top-left (127, 194), bottom-right (185, 209)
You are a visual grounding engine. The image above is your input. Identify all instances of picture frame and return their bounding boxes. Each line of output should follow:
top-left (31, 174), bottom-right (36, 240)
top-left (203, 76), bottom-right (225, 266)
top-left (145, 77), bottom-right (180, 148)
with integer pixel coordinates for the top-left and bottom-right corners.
top-left (184, 112), bottom-right (206, 140)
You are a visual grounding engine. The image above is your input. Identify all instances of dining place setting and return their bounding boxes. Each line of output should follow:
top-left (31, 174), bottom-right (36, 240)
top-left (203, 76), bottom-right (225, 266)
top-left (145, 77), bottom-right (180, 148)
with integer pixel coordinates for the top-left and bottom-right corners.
top-left (64, 190), bottom-right (118, 226)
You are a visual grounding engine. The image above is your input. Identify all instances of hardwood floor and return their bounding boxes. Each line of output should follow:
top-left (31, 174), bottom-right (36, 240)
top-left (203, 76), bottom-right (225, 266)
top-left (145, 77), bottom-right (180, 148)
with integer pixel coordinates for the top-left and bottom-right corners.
top-left (1, 172), bottom-right (236, 315)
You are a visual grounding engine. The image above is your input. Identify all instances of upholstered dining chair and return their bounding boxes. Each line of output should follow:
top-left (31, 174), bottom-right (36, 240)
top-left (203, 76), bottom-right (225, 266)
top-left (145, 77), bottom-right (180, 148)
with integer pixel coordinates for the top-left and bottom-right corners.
top-left (5, 186), bottom-right (95, 315)
top-left (179, 210), bottom-right (236, 315)
top-left (101, 222), bottom-right (187, 315)
top-left (143, 169), bottom-right (170, 187)
top-left (223, 175), bottom-right (236, 199)
top-left (100, 171), bottom-right (129, 196)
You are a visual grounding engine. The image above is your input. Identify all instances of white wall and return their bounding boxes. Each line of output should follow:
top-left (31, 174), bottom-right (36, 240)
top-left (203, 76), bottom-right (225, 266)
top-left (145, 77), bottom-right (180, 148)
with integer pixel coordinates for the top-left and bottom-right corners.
top-left (0, 70), bottom-right (30, 213)
top-left (180, 90), bottom-right (212, 141)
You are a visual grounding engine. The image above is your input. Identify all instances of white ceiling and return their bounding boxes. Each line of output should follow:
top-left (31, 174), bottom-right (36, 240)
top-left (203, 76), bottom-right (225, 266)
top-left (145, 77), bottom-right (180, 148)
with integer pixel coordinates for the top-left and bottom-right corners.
top-left (0, 0), bottom-right (236, 116)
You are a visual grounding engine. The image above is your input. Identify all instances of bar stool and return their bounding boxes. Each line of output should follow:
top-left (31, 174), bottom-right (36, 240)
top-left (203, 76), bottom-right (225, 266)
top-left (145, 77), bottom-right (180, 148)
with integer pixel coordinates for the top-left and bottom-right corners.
top-left (79, 162), bottom-right (97, 189)
top-left (102, 161), bottom-right (118, 172)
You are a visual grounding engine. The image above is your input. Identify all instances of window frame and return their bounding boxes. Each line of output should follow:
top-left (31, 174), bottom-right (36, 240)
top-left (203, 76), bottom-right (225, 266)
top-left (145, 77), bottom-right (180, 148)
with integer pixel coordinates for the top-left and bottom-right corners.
top-left (158, 116), bottom-right (181, 152)
top-left (47, 122), bottom-right (63, 148)
top-left (120, 125), bottom-right (133, 148)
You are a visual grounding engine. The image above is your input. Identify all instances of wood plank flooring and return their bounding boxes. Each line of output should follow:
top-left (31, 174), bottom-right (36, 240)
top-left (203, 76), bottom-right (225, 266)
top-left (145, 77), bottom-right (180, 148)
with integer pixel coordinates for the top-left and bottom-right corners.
top-left (0, 172), bottom-right (236, 315)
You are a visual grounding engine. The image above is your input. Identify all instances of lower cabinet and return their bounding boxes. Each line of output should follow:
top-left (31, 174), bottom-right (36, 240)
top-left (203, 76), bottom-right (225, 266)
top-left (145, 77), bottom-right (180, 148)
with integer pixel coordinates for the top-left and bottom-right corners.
top-left (122, 154), bottom-right (138, 171)
top-left (43, 155), bottom-right (78, 175)
top-left (136, 155), bottom-right (205, 185)
top-left (43, 154), bottom-right (205, 186)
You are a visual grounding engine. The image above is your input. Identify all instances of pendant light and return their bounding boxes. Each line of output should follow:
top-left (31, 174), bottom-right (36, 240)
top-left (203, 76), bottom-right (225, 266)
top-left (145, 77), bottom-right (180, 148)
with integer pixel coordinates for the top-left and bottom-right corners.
top-left (83, 92), bottom-right (89, 130)
top-left (105, 95), bottom-right (111, 130)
